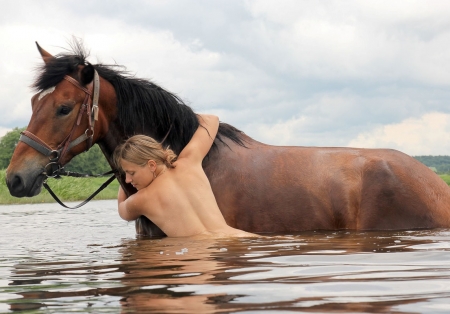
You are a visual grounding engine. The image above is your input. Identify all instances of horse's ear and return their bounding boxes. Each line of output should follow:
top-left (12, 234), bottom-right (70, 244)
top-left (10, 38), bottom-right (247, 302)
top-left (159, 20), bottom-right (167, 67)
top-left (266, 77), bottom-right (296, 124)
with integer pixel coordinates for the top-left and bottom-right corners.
top-left (80, 63), bottom-right (95, 85)
top-left (35, 42), bottom-right (53, 64)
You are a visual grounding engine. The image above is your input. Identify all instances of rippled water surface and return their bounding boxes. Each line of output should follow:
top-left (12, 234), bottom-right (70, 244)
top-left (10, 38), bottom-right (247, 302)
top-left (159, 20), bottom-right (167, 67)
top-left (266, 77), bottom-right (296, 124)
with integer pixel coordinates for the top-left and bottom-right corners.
top-left (1, 201), bottom-right (450, 313)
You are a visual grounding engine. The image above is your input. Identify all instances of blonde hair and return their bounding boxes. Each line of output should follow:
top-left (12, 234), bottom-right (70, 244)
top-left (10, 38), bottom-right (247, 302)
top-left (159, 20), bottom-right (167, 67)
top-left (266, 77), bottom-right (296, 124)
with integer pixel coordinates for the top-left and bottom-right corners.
top-left (114, 135), bottom-right (177, 170)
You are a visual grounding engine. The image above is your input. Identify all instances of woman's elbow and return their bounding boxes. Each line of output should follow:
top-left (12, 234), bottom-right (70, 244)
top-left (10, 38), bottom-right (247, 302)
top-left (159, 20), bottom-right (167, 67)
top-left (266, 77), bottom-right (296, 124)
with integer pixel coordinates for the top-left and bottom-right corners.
top-left (118, 205), bottom-right (135, 221)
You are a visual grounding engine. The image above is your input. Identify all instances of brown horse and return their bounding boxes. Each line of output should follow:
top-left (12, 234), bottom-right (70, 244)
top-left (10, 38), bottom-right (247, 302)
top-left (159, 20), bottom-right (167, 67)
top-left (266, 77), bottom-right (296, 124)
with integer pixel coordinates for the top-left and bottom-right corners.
top-left (6, 41), bottom-right (450, 236)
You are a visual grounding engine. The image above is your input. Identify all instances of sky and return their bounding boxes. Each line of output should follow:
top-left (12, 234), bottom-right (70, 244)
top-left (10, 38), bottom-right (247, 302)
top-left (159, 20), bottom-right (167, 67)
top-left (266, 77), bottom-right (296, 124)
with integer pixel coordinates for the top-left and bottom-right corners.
top-left (2, 0), bottom-right (450, 155)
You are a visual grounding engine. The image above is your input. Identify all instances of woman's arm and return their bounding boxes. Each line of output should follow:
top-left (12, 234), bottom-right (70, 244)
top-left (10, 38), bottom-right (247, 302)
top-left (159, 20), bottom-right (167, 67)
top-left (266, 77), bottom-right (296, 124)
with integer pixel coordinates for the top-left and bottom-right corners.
top-left (118, 186), bottom-right (141, 221)
top-left (178, 114), bottom-right (219, 163)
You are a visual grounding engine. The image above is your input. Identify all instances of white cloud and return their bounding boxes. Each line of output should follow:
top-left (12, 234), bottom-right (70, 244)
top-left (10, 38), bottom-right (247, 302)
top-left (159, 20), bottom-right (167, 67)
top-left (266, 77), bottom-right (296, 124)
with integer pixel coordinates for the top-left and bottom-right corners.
top-left (245, 0), bottom-right (450, 84)
top-left (347, 112), bottom-right (450, 155)
top-left (0, 127), bottom-right (11, 138)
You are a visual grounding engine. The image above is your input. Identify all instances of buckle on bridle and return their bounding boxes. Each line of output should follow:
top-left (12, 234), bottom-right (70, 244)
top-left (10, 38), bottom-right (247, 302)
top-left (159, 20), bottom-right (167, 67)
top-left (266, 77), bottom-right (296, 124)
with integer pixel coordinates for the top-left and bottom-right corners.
top-left (44, 162), bottom-right (62, 178)
top-left (49, 150), bottom-right (60, 162)
top-left (85, 128), bottom-right (94, 138)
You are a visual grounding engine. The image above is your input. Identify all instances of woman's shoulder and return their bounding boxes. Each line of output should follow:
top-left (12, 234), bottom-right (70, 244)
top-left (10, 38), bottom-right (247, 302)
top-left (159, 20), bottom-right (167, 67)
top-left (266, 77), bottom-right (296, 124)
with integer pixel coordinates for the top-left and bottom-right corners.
top-left (169, 158), bottom-right (204, 181)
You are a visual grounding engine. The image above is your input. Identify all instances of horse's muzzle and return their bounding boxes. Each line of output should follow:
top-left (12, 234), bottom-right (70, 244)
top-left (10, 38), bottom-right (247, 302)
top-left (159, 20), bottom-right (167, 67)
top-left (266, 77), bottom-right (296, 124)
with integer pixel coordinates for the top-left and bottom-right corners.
top-left (6, 169), bottom-right (45, 197)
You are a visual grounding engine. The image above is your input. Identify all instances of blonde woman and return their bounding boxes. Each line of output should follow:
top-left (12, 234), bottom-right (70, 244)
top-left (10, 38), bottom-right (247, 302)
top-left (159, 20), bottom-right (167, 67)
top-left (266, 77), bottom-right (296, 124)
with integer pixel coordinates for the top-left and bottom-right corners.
top-left (114, 114), bottom-right (257, 238)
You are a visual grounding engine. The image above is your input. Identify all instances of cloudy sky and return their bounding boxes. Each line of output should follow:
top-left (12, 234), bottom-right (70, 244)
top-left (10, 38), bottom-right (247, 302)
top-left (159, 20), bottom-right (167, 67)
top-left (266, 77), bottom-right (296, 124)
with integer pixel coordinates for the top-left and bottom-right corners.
top-left (2, 0), bottom-right (450, 155)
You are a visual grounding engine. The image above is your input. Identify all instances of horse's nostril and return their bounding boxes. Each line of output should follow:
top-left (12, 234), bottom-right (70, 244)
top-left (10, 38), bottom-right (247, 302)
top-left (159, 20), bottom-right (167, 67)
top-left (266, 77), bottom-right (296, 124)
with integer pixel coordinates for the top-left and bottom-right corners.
top-left (10, 174), bottom-right (24, 193)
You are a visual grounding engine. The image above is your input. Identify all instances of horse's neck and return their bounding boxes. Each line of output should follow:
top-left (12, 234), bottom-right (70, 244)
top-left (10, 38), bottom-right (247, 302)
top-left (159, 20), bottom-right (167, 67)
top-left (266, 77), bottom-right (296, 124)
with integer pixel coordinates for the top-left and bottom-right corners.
top-left (96, 121), bottom-right (134, 192)
top-left (97, 124), bottom-right (122, 165)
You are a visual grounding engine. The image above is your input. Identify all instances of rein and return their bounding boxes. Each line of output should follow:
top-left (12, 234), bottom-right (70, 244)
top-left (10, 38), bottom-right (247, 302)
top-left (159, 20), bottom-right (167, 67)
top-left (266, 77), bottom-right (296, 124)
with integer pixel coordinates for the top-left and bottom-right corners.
top-left (19, 70), bottom-right (117, 209)
top-left (43, 170), bottom-right (116, 209)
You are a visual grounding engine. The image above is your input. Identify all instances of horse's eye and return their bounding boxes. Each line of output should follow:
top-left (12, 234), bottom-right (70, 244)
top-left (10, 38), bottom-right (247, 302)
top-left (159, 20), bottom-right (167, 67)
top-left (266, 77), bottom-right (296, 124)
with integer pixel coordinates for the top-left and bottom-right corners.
top-left (57, 105), bottom-right (72, 116)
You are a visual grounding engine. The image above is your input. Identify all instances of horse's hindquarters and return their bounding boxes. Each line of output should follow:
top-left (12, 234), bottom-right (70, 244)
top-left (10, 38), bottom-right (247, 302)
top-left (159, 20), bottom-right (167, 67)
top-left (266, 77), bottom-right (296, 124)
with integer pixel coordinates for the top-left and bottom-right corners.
top-left (205, 142), bottom-right (450, 232)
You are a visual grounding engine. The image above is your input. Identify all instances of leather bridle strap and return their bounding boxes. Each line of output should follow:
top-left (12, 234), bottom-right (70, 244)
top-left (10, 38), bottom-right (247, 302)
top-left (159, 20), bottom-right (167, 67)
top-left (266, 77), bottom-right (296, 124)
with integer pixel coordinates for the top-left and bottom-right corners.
top-left (61, 73), bottom-right (98, 156)
top-left (19, 130), bottom-right (58, 160)
top-left (92, 71), bottom-right (100, 122)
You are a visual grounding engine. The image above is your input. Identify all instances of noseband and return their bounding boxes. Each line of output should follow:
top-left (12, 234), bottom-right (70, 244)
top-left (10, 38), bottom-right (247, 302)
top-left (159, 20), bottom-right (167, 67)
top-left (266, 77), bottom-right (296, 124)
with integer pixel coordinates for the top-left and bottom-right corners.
top-left (19, 71), bottom-right (100, 177)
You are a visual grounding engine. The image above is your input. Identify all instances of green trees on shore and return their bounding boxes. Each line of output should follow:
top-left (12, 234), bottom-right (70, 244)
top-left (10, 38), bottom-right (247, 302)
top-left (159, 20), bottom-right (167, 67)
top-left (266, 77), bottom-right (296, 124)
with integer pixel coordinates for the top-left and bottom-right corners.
top-left (0, 127), bottom-right (25, 169)
top-left (0, 127), bottom-right (111, 174)
top-left (413, 156), bottom-right (450, 174)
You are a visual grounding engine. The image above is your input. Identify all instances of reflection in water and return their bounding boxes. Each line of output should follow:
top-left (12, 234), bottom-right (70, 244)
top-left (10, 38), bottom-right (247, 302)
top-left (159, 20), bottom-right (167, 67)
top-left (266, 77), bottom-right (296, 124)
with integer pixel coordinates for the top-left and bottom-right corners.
top-left (119, 237), bottom-right (230, 313)
top-left (1, 201), bottom-right (450, 313)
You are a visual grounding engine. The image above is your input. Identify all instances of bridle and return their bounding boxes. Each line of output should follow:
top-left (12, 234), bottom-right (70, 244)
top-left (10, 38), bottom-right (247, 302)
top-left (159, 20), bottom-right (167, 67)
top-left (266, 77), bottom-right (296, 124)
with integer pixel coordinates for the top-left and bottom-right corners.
top-left (19, 70), bottom-right (101, 178)
top-left (18, 70), bottom-right (116, 209)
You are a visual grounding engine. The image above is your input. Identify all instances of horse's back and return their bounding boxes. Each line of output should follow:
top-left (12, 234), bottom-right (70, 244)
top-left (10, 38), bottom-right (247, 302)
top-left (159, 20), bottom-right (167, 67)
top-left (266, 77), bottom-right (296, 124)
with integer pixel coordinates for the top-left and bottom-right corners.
top-left (204, 137), bottom-right (450, 232)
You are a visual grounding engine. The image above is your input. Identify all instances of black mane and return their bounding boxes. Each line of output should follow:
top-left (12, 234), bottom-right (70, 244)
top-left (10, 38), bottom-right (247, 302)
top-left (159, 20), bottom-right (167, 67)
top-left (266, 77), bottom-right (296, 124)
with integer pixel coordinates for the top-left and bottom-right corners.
top-left (32, 41), bottom-right (245, 155)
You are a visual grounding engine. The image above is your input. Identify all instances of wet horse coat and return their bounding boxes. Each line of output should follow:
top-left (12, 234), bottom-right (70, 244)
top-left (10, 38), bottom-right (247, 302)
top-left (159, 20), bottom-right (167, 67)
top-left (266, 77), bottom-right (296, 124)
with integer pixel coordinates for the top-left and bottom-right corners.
top-left (6, 42), bottom-right (450, 236)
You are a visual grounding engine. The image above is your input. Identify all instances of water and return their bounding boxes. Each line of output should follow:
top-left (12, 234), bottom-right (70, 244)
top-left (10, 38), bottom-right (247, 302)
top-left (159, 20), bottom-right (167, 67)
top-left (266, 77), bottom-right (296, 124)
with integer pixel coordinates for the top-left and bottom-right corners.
top-left (1, 201), bottom-right (450, 313)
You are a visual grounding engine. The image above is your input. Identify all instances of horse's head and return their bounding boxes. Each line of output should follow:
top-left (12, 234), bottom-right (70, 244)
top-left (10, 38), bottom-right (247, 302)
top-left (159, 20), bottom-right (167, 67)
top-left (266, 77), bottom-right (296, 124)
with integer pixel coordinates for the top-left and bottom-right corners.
top-left (6, 43), bottom-right (112, 197)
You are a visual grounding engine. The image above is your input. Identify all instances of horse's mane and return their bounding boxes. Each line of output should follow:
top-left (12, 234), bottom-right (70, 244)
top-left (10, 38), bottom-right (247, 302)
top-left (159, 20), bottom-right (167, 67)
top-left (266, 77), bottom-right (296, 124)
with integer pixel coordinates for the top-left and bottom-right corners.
top-left (32, 40), bottom-right (245, 154)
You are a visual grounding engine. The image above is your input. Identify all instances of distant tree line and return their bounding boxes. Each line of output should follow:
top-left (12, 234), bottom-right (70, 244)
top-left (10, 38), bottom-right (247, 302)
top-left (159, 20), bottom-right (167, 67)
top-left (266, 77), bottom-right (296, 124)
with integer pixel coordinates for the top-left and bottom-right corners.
top-left (0, 127), bottom-right (111, 174)
top-left (413, 156), bottom-right (450, 174)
